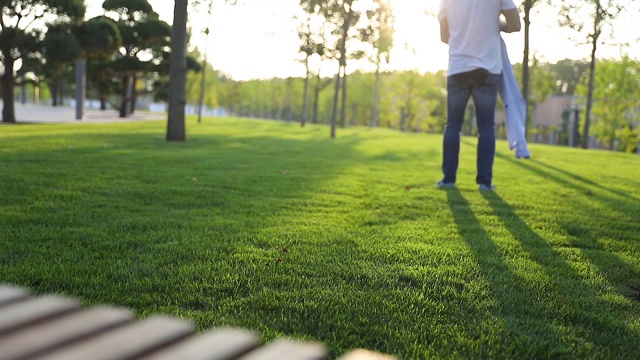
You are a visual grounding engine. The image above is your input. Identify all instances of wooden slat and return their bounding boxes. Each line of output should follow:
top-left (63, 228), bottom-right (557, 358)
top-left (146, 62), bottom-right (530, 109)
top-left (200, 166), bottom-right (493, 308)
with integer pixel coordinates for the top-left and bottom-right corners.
top-left (0, 296), bottom-right (79, 336)
top-left (338, 349), bottom-right (397, 360)
top-left (237, 339), bottom-right (327, 360)
top-left (0, 306), bottom-right (134, 360)
top-left (139, 327), bottom-right (259, 360)
top-left (0, 286), bottom-right (30, 307)
top-left (0, 284), bottom-right (393, 360)
top-left (31, 315), bottom-right (195, 360)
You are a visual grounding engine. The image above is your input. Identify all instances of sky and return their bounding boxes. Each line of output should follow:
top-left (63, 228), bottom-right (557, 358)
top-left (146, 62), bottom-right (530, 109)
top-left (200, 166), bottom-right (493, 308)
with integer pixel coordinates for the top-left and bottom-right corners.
top-left (86, 0), bottom-right (640, 81)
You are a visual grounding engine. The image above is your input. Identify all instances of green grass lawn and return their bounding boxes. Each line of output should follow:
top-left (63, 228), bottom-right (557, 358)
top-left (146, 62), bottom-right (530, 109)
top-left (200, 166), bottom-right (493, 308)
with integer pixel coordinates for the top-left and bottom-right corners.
top-left (1, 117), bottom-right (639, 359)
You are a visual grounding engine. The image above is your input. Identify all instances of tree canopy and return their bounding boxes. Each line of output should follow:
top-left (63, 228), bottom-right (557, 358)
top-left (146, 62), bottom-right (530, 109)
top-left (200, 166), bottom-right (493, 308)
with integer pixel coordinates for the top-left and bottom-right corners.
top-left (0, 0), bottom-right (85, 122)
top-left (102, 0), bottom-right (171, 117)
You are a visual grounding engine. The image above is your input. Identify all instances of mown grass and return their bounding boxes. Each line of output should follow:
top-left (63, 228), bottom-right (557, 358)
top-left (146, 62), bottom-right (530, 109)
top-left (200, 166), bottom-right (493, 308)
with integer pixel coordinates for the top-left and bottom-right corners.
top-left (1, 117), bottom-right (639, 359)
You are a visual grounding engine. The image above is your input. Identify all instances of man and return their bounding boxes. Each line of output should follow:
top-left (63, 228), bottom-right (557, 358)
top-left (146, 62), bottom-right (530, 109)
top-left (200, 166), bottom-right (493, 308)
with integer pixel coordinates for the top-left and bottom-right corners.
top-left (437, 0), bottom-right (521, 190)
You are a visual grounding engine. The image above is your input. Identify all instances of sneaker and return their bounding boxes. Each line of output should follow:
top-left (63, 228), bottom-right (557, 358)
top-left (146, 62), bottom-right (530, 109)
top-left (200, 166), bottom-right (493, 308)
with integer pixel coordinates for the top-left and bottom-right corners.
top-left (515, 150), bottom-right (531, 159)
top-left (435, 180), bottom-right (456, 188)
top-left (478, 184), bottom-right (496, 191)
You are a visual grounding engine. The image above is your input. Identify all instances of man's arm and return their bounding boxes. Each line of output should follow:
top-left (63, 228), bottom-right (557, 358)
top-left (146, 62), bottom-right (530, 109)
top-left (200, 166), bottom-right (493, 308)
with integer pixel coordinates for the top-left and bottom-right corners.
top-left (439, 17), bottom-right (449, 44)
top-left (500, 7), bottom-right (521, 33)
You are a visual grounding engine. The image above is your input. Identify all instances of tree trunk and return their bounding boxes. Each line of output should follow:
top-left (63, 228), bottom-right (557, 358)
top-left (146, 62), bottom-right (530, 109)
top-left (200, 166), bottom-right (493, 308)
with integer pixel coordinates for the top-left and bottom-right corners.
top-left (166, 0), bottom-right (188, 141)
top-left (100, 96), bottom-right (107, 110)
top-left (522, 1), bottom-right (531, 139)
top-left (287, 106), bottom-right (293, 122)
top-left (583, 39), bottom-right (597, 149)
top-left (301, 58), bottom-right (310, 127)
top-left (350, 104), bottom-right (356, 126)
top-left (58, 82), bottom-right (65, 106)
top-left (330, 64), bottom-right (342, 139)
top-left (119, 74), bottom-right (129, 118)
top-left (331, 9), bottom-right (351, 138)
top-left (312, 73), bottom-right (321, 124)
top-left (130, 74), bottom-right (137, 115)
top-left (340, 66), bottom-right (347, 128)
top-left (371, 66), bottom-right (381, 128)
top-left (51, 81), bottom-right (60, 107)
top-left (198, 59), bottom-right (207, 124)
top-left (1, 58), bottom-right (16, 123)
top-left (75, 59), bottom-right (86, 121)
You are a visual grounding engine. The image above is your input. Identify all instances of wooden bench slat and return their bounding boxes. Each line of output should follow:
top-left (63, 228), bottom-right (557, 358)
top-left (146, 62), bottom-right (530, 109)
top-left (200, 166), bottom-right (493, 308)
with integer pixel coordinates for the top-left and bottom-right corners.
top-left (337, 349), bottom-right (397, 360)
top-left (139, 327), bottom-right (260, 360)
top-left (0, 286), bottom-right (30, 307)
top-left (237, 339), bottom-right (327, 360)
top-left (31, 315), bottom-right (195, 360)
top-left (0, 285), bottom-right (393, 359)
top-left (0, 306), bottom-right (134, 360)
top-left (0, 296), bottom-right (80, 336)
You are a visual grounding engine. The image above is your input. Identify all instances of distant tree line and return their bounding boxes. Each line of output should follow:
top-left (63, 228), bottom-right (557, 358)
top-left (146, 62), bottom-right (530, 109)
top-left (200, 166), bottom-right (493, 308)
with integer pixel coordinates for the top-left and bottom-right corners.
top-left (187, 55), bottom-right (638, 153)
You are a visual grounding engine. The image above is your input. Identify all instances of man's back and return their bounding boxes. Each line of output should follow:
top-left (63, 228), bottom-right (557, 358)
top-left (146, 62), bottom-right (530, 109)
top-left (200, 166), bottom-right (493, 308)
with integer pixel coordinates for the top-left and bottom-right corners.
top-left (439, 0), bottom-right (519, 76)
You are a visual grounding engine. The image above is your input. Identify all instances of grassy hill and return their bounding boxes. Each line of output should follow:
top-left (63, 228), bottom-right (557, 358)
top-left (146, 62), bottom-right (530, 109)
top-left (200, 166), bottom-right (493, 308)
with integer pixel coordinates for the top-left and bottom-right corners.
top-left (1, 117), bottom-right (639, 358)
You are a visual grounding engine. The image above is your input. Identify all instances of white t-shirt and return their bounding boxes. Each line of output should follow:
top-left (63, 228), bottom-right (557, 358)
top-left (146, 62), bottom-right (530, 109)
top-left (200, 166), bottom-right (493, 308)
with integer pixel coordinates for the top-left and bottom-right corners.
top-left (439, 0), bottom-right (517, 76)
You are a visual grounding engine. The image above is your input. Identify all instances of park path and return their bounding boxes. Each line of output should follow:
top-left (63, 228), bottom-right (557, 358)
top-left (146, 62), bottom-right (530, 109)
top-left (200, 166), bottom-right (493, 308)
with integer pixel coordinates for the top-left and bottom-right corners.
top-left (2, 103), bottom-right (165, 124)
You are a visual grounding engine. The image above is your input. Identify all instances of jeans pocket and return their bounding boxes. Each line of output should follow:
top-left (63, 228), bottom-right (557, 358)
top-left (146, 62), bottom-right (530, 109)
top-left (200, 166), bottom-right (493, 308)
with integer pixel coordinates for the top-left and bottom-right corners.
top-left (483, 74), bottom-right (501, 87)
top-left (451, 68), bottom-right (490, 86)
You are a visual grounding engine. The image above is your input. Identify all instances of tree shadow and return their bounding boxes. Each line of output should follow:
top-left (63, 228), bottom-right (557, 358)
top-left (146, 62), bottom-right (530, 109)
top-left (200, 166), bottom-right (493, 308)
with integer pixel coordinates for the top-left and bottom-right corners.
top-left (529, 158), bottom-right (639, 202)
top-left (557, 218), bottom-right (640, 302)
top-left (479, 190), bottom-right (640, 353)
top-left (494, 152), bottom-right (637, 222)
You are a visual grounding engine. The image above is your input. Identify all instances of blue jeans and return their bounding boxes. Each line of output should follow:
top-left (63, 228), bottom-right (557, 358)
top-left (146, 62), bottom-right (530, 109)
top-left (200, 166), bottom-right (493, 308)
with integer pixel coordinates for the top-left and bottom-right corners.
top-left (442, 69), bottom-right (500, 186)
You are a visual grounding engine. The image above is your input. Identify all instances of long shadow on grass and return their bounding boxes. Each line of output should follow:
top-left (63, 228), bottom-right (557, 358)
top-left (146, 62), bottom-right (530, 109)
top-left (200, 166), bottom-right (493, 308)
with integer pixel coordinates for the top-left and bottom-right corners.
top-left (529, 158), bottom-right (640, 202)
top-left (494, 152), bottom-right (637, 223)
top-left (479, 190), bottom-right (640, 355)
top-left (446, 188), bottom-right (565, 357)
top-left (557, 218), bottom-right (640, 302)
top-left (494, 152), bottom-right (640, 292)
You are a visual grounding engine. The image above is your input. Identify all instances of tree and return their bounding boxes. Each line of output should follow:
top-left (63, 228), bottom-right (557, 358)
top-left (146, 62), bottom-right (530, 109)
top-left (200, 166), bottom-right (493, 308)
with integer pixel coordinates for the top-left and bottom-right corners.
top-left (75, 16), bottom-right (122, 61)
top-left (297, 3), bottom-right (325, 127)
top-left (298, 2), bottom-right (333, 127)
top-left (343, 70), bottom-right (373, 126)
top-left (167, 0), bottom-right (188, 141)
top-left (307, 0), bottom-right (384, 138)
top-left (76, 16), bottom-right (122, 111)
top-left (0, 0), bottom-right (85, 123)
top-left (165, 0), bottom-right (236, 140)
top-left (103, 0), bottom-right (171, 118)
top-left (40, 23), bottom-right (82, 107)
top-left (369, 0), bottom-right (394, 128)
top-left (71, 16), bottom-right (121, 118)
top-left (87, 60), bottom-right (118, 110)
top-left (312, 74), bottom-right (333, 124)
top-left (558, 0), bottom-right (623, 148)
top-left (577, 57), bottom-right (640, 151)
top-left (385, 70), bottom-right (441, 133)
top-left (520, 0), bottom-right (544, 136)
top-left (548, 59), bottom-right (589, 95)
top-left (186, 50), bottom-right (222, 111)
